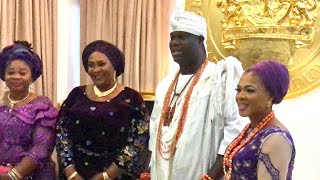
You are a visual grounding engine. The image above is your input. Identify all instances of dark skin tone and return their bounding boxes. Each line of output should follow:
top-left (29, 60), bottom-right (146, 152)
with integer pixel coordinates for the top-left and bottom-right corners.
top-left (207, 155), bottom-right (224, 179)
top-left (64, 52), bottom-right (151, 180)
top-left (0, 60), bottom-right (40, 179)
top-left (169, 31), bottom-right (206, 74)
top-left (152, 31), bottom-right (223, 179)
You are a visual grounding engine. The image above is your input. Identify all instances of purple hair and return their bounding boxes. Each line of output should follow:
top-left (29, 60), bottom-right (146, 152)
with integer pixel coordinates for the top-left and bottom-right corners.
top-left (246, 60), bottom-right (290, 104)
top-left (82, 40), bottom-right (125, 77)
top-left (0, 41), bottom-right (43, 81)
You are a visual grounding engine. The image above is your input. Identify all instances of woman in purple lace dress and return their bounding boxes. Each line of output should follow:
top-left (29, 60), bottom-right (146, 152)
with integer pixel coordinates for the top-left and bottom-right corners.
top-left (56, 40), bottom-right (150, 180)
top-left (0, 41), bottom-right (58, 180)
top-left (223, 60), bottom-right (295, 179)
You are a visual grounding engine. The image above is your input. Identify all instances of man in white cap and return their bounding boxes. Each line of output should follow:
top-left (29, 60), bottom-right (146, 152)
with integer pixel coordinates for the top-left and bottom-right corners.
top-left (148, 9), bottom-right (245, 180)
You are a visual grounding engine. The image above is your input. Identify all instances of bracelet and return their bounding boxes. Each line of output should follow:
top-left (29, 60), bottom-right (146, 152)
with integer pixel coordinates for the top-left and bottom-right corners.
top-left (67, 171), bottom-right (78, 180)
top-left (7, 171), bottom-right (19, 180)
top-left (102, 172), bottom-right (111, 180)
top-left (11, 168), bottom-right (23, 179)
top-left (66, 164), bottom-right (75, 170)
top-left (201, 174), bottom-right (214, 180)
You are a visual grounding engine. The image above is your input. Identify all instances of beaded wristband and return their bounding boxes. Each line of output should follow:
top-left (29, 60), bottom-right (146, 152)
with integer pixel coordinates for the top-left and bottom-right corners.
top-left (140, 172), bottom-right (151, 180)
top-left (67, 171), bottom-right (78, 180)
top-left (201, 174), bottom-right (214, 180)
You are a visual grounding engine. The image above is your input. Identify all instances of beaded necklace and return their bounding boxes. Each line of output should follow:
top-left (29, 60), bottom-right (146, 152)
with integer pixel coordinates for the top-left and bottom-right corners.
top-left (223, 111), bottom-right (275, 179)
top-left (155, 60), bottom-right (208, 180)
top-left (163, 73), bottom-right (195, 126)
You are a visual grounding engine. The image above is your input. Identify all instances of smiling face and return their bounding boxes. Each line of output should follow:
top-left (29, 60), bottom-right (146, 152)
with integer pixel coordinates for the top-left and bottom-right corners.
top-left (236, 71), bottom-right (274, 120)
top-left (5, 60), bottom-right (33, 94)
top-left (87, 51), bottom-right (115, 90)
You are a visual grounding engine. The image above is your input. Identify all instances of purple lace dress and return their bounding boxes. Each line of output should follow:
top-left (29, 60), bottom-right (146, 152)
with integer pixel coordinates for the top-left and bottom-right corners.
top-left (56, 86), bottom-right (149, 180)
top-left (0, 97), bottom-right (58, 179)
top-left (231, 126), bottom-right (295, 180)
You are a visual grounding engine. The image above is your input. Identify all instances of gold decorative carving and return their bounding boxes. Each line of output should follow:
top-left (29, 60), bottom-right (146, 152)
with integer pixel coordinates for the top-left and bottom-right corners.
top-left (217, 0), bottom-right (317, 49)
top-left (185, 0), bottom-right (320, 99)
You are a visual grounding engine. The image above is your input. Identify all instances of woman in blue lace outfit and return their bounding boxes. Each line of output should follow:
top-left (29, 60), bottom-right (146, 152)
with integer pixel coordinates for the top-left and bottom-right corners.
top-left (56, 40), bottom-right (149, 180)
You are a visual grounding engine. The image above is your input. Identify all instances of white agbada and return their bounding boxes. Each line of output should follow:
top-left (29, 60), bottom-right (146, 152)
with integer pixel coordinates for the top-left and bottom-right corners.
top-left (149, 57), bottom-right (246, 180)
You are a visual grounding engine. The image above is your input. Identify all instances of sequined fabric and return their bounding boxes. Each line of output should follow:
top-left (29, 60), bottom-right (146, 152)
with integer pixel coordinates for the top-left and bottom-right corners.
top-left (56, 86), bottom-right (149, 179)
top-left (231, 126), bottom-right (295, 180)
top-left (0, 97), bottom-right (58, 179)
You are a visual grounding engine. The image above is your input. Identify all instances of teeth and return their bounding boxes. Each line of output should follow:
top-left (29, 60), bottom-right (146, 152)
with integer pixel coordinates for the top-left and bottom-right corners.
top-left (172, 52), bottom-right (181, 56)
top-left (238, 104), bottom-right (247, 109)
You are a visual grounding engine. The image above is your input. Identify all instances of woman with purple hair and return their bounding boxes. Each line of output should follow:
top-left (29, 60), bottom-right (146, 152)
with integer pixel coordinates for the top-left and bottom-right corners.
top-left (56, 40), bottom-right (149, 180)
top-left (0, 41), bottom-right (58, 179)
top-left (223, 60), bottom-right (295, 179)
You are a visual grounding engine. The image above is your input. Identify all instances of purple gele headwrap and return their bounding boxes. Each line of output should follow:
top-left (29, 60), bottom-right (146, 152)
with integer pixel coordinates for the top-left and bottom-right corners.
top-left (246, 60), bottom-right (290, 104)
top-left (82, 40), bottom-right (125, 77)
top-left (0, 41), bottom-right (43, 81)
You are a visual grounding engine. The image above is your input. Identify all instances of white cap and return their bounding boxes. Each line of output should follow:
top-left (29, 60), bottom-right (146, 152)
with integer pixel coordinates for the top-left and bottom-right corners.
top-left (170, 9), bottom-right (208, 56)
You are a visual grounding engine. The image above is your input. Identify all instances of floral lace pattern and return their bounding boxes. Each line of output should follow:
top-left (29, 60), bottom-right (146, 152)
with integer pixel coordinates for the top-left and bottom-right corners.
top-left (0, 97), bottom-right (58, 179)
top-left (231, 126), bottom-right (295, 180)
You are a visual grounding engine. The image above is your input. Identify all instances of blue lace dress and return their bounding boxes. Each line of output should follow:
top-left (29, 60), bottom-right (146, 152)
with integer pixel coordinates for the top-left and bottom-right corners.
top-left (230, 126), bottom-right (295, 180)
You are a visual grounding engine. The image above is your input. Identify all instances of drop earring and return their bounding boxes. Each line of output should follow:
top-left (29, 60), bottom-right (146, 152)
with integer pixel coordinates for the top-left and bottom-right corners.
top-left (29, 83), bottom-right (33, 90)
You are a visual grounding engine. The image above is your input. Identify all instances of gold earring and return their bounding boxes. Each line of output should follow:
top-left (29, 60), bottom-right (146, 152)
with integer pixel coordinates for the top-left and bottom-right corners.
top-left (267, 101), bottom-right (272, 108)
top-left (29, 83), bottom-right (33, 89)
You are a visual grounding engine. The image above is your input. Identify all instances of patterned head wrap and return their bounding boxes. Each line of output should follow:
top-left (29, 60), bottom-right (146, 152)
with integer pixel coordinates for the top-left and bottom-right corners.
top-left (82, 40), bottom-right (125, 77)
top-left (0, 41), bottom-right (43, 81)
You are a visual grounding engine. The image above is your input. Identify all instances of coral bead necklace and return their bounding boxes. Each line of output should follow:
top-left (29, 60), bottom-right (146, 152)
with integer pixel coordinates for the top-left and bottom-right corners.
top-left (156, 60), bottom-right (208, 161)
top-left (163, 73), bottom-right (195, 126)
top-left (223, 111), bottom-right (275, 180)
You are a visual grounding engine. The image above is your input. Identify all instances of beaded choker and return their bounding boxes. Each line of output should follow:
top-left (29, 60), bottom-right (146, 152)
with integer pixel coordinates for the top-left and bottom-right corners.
top-left (8, 92), bottom-right (30, 111)
top-left (93, 83), bottom-right (117, 97)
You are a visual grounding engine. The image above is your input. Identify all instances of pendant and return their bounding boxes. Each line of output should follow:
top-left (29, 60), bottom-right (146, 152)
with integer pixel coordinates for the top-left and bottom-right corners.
top-left (9, 103), bottom-right (15, 113)
top-left (163, 106), bottom-right (175, 126)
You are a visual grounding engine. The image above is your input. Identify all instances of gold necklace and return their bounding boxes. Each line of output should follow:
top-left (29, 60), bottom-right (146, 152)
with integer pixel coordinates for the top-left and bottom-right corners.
top-left (93, 83), bottom-right (117, 97)
top-left (7, 92), bottom-right (30, 111)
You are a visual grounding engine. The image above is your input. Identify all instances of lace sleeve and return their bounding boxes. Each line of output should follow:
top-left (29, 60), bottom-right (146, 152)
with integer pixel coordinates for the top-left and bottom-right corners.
top-left (55, 105), bottom-right (75, 168)
top-left (55, 89), bottom-right (78, 169)
top-left (257, 132), bottom-right (294, 180)
top-left (27, 125), bottom-right (56, 168)
top-left (117, 93), bottom-right (150, 179)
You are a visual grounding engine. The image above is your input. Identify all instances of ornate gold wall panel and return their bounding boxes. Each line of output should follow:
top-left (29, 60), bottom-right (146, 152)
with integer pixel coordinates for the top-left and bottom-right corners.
top-left (185, 0), bottom-right (320, 99)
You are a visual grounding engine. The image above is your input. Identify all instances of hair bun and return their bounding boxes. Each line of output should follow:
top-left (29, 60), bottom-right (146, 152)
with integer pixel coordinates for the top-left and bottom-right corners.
top-left (13, 40), bottom-right (33, 49)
